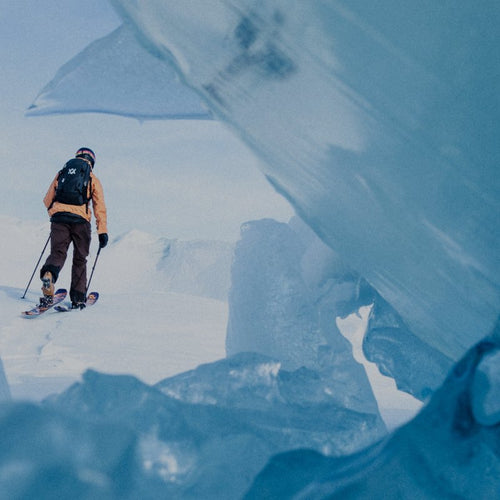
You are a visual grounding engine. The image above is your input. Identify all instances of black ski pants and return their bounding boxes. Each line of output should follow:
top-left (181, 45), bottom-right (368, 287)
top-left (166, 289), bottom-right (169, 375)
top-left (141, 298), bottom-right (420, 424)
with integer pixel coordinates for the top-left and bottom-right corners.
top-left (41, 221), bottom-right (91, 303)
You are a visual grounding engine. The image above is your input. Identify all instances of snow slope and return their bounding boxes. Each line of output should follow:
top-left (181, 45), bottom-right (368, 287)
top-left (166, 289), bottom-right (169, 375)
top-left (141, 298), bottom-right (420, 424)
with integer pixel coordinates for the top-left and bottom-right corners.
top-left (98, 229), bottom-right (234, 301)
top-left (0, 216), bottom-right (229, 400)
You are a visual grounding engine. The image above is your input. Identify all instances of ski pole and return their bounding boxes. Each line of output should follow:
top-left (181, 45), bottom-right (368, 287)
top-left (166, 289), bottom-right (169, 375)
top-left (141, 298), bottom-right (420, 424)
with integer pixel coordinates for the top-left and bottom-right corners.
top-left (21, 234), bottom-right (51, 299)
top-left (86, 246), bottom-right (102, 294)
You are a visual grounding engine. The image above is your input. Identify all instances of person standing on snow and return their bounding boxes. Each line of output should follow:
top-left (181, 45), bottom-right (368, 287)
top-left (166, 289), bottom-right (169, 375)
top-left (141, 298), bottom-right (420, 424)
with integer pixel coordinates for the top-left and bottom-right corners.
top-left (39, 147), bottom-right (108, 309)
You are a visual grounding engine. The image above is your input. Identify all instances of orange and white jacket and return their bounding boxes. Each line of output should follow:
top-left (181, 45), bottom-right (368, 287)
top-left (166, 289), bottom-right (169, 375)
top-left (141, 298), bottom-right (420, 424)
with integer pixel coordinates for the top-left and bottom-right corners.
top-left (43, 170), bottom-right (108, 234)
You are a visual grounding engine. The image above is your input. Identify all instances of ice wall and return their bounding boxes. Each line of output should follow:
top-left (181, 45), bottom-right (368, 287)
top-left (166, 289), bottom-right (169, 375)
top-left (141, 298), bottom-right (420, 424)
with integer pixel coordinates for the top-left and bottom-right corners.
top-left (227, 217), bottom-right (452, 400)
top-left (227, 219), bottom-right (326, 371)
top-left (364, 293), bottom-right (453, 400)
top-left (227, 218), bottom-right (380, 413)
top-left (107, 0), bottom-right (500, 367)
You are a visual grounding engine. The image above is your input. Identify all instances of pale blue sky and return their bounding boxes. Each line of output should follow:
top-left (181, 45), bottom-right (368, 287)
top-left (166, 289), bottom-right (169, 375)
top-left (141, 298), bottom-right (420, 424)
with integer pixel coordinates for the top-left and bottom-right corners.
top-left (0, 0), bottom-right (293, 241)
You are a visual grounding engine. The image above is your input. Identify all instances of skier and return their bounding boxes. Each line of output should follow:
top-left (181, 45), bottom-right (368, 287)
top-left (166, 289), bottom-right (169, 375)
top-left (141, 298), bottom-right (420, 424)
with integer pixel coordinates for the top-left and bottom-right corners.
top-left (39, 147), bottom-right (108, 309)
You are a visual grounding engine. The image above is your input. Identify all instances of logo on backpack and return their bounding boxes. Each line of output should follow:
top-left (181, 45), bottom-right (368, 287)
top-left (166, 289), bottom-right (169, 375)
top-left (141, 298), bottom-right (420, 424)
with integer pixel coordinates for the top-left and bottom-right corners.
top-left (55, 158), bottom-right (92, 206)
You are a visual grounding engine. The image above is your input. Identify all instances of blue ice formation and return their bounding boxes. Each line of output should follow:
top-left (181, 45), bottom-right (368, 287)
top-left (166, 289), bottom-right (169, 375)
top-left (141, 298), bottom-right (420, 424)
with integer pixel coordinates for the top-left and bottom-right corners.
top-left (363, 293), bottom-right (453, 400)
top-left (227, 217), bottom-right (453, 401)
top-left (0, 357), bottom-right (384, 499)
top-left (245, 330), bottom-right (500, 499)
top-left (0, 333), bottom-right (497, 498)
top-left (226, 217), bottom-right (452, 402)
top-left (27, 25), bottom-right (211, 120)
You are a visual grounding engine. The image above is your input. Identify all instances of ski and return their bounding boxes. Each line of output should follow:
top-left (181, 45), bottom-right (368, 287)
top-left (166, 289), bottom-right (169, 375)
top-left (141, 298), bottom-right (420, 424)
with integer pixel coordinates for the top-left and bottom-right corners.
top-left (54, 291), bottom-right (99, 312)
top-left (21, 288), bottom-right (67, 318)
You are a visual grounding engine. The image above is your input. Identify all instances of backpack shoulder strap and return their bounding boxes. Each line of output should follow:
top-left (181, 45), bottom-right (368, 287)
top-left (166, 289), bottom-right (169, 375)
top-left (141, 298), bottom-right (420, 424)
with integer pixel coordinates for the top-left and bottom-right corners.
top-left (48, 166), bottom-right (65, 210)
top-left (86, 172), bottom-right (92, 214)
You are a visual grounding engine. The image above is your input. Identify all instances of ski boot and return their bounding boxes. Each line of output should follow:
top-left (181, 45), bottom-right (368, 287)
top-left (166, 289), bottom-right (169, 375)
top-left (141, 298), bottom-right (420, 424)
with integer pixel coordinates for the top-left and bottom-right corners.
top-left (38, 295), bottom-right (54, 308)
top-left (41, 271), bottom-right (55, 302)
top-left (71, 290), bottom-right (87, 310)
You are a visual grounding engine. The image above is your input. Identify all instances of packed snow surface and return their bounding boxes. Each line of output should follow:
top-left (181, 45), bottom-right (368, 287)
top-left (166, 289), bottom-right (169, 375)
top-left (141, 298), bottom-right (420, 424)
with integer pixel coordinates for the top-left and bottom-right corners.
top-left (0, 217), bottom-right (231, 400)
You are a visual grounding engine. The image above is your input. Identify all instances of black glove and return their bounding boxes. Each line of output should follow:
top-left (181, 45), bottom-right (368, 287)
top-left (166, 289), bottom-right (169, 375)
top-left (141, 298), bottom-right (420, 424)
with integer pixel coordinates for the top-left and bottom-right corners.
top-left (99, 233), bottom-right (109, 248)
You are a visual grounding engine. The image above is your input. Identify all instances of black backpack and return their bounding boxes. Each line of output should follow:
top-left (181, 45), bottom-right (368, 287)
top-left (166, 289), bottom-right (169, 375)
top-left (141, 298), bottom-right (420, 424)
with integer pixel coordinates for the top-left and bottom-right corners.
top-left (55, 158), bottom-right (92, 207)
